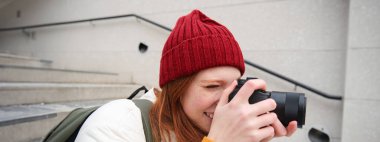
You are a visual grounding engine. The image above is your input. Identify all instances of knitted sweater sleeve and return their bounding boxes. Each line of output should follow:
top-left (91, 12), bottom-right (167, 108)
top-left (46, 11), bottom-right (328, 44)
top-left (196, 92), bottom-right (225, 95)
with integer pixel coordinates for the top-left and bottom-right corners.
top-left (74, 99), bottom-right (146, 142)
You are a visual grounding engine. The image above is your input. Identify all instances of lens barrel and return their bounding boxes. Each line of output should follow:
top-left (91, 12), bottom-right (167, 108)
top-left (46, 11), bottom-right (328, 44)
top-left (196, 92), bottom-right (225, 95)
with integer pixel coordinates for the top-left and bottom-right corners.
top-left (228, 78), bottom-right (307, 128)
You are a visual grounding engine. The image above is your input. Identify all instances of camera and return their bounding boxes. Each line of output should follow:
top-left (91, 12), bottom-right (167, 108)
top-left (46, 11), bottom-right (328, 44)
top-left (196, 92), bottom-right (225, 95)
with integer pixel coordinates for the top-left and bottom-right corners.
top-left (228, 77), bottom-right (306, 128)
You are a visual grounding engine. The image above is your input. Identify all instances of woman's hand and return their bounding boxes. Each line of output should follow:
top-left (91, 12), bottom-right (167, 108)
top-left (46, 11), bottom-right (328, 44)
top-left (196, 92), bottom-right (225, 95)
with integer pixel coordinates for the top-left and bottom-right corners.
top-left (207, 79), bottom-right (297, 142)
top-left (262, 120), bottom-right (297, 142)
top-left (274, 120), bottom-right (298, 137)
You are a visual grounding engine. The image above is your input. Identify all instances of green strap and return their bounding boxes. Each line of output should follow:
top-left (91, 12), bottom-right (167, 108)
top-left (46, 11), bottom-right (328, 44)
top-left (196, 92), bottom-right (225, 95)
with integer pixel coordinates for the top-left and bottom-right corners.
top-left (132, 99), bottom-right (153, 142)
top-left (43, 106), bottom-right (100, 142)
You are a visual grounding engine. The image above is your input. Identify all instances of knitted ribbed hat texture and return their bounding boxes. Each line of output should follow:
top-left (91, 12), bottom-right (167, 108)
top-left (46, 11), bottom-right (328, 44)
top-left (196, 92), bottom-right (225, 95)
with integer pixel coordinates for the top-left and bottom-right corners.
top-left (159, 10), bottom-right (245, 87)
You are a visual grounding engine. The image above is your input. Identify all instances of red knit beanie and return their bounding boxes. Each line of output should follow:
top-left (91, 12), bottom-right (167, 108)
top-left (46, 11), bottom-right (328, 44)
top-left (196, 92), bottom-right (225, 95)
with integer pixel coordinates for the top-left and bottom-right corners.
top-left (159, 10), bottom-right (245, 87)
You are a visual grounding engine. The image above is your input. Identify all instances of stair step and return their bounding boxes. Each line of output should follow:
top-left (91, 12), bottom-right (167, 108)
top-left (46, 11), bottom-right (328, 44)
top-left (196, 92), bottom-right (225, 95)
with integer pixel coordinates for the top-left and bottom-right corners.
top-left (0, 53), bottom-right (52, 67)
top-left (0, 65), bottom-right (127, 83)
top-left (0, 99), bottom-right (112, 127)
top-left (0, 82), bottom-right (141, 106)
top-left (0, 99), bottom-right (114, 142)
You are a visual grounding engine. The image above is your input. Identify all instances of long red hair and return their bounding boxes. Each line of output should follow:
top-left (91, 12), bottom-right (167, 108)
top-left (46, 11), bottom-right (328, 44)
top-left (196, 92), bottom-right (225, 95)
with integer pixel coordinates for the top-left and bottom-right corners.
top-left (149, 74), bottom-right (206, 142)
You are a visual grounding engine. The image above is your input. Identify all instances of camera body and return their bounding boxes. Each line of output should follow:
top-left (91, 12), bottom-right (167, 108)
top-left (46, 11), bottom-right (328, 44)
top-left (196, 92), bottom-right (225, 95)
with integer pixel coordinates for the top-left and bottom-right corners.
top-left (228, 77), bottom-right (306, 128)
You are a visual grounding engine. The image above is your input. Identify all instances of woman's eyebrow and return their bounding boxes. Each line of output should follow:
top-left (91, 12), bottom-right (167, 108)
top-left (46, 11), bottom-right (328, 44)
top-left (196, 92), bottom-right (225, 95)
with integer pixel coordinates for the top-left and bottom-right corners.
top-left (200, 80), bottom-right (225, 84)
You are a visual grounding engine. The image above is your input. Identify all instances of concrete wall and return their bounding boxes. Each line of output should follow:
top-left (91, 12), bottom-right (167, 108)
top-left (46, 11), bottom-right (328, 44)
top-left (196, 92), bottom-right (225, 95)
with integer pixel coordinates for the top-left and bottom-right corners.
top-left (0, 0), bottom-right (355, 141)
top-left (342, 0), bottom-right (380, 142)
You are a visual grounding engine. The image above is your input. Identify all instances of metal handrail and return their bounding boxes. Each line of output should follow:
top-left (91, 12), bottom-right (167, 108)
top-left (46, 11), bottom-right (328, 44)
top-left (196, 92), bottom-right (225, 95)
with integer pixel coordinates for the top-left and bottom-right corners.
top-left (0, 14), bottom-right (172, 32)
top-left (0, 13), bottom-right (342, 100)
top-left (245, 60), bottom-right (342, 100)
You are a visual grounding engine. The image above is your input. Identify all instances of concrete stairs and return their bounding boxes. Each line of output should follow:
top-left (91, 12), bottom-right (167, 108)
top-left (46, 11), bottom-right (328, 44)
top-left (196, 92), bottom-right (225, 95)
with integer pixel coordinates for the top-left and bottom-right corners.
top-left (0, 53), bottom-right (142, 142)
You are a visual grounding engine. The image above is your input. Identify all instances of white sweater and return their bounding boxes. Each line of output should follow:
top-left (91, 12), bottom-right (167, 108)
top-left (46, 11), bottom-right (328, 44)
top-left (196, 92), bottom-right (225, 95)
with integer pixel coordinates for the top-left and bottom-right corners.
top-left (75, 88), bottom-right (156, 142)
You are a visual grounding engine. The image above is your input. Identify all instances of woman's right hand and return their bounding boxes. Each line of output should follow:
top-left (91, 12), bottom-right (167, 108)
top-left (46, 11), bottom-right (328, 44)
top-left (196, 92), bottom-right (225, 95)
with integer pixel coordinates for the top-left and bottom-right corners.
top-left (207, 79), bottom-right (278, 142)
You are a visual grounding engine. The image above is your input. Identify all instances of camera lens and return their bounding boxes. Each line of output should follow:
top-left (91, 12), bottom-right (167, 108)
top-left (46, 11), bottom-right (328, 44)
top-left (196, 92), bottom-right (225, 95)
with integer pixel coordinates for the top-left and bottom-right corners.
top-left (270, 91), bottom-right (306, 128)
top-left (228, 78), bottom-right (307, 128)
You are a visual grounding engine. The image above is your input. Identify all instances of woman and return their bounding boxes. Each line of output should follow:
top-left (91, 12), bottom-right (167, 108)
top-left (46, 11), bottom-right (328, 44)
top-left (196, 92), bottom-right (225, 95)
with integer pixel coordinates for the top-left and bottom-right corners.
top-left (75, 10), bottom-right (297, 142)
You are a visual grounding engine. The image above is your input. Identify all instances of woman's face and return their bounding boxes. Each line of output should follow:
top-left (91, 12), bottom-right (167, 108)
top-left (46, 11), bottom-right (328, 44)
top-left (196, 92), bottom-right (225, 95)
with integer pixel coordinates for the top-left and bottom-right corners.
top-left (181, 66), bottom-right (241, 132)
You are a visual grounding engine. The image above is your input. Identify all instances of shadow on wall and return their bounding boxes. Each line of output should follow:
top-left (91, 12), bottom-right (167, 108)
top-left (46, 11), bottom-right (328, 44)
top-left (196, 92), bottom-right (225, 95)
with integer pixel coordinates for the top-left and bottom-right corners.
top-left (309, 127), bottom-right (330, 142)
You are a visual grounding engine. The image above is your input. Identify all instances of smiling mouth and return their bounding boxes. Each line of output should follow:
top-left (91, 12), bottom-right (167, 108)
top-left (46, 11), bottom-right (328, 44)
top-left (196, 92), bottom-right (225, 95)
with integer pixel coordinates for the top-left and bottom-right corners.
top-left (204, 112), bottom-right (214, 119)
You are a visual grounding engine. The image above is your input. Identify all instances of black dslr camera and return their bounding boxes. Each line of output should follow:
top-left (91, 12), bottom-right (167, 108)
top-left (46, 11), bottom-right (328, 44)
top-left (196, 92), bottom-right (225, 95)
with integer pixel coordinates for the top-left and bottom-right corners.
top-left (228, 77), bottom-right (306, 128)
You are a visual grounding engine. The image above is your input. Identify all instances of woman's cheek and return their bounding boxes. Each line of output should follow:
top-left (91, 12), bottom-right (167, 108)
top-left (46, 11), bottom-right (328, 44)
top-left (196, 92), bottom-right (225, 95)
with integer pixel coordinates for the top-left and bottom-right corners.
top-left (198, 94), bottom-right (217, 107)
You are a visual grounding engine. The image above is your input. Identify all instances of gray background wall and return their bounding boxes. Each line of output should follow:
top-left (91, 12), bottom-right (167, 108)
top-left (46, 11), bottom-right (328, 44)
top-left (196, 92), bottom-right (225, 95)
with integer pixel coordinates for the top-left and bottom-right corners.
top-left (342, 0), bottom-right (380, 141)
top-left (0, 0), bottom-right (378, 141)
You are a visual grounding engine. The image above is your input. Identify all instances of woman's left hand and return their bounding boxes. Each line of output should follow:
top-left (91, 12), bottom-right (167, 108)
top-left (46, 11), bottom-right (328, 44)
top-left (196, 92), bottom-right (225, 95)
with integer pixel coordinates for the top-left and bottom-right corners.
top-left (261, 120), bottom-right (298, 142)
top-left (274, 120), bottom-right (297, 137)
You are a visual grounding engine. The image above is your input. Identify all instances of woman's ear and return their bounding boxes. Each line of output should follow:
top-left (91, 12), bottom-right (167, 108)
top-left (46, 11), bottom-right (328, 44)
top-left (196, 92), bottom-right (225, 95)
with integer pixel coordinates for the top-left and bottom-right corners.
top-left (153, 88), bottom-right (160, 97)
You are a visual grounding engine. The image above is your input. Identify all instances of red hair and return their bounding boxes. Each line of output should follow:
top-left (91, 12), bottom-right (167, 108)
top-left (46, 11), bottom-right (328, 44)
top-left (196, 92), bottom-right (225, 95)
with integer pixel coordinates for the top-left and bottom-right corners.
top-left (149, 74), bottom-right (206, 142)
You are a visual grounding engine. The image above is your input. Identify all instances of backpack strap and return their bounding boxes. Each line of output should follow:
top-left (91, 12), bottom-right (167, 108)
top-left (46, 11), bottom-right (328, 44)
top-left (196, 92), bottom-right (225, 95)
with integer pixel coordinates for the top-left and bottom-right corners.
top-left (128, 86), bottom-right (148, 99)
top-left (132, 99), bottom-right (153, 142)
top-left (43, 106), bottom-right (99, 142)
